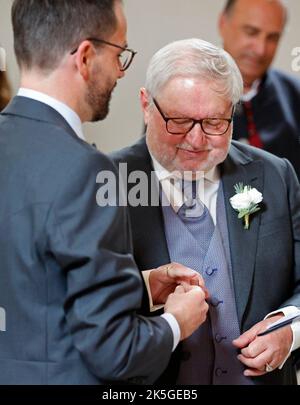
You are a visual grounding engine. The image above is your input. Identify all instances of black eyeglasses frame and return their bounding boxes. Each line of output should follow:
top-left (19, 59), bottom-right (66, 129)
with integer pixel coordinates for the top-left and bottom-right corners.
top-left (70, 38), bottom-right (137, 71)
top-left (152, 97), bottom-right (234, 136)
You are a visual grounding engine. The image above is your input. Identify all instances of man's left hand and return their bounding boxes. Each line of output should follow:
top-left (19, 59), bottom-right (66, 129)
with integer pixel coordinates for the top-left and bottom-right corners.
top-left (233, 314), bottom-right (293, 376)
top-left (149, 262), bottom-right (209, 305)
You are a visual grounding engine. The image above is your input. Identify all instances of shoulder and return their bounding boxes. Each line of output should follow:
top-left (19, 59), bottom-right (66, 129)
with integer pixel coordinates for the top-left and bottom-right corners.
top-left (229, 141), bottom-right (299, 199)
top-left (110, 136), bottom-right (150, 171)
top-left (268, 68), bottom-right (300, 92)
top-left (230, 140), bottom-right (294, 175)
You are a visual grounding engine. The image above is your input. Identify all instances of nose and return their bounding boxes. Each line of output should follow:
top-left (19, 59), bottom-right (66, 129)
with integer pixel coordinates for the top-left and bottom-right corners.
top-left (185, 123), bottom-right (207, 149)
top-left (252, 36), bottom-right (268, 57)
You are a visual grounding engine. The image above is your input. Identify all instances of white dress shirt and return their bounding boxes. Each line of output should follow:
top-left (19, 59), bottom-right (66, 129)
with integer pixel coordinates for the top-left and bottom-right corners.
top-left (151, 154), bottom-right (220, 223)
top-left (241, 79), bottom-right (261, 102)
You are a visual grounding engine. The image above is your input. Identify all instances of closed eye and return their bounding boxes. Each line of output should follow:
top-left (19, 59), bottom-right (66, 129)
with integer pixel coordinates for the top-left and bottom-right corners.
top-left (170, 118), bottom-right (193, 125)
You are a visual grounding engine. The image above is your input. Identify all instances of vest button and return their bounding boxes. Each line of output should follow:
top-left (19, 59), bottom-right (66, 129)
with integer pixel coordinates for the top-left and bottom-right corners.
top-left (215, 368), bottom-right (228, 377)
top-left (210, 298), bottom-right (223, 307)
top-left (215, 333), bottom-right (227, 343)
top-left (205, 267), bottom-right (218, 276)
top-left (181, 351), bottom-right (191, 361)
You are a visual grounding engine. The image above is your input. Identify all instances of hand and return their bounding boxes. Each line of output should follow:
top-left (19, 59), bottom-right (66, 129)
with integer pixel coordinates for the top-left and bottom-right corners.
top-left (165, 285), bottom-right (209, 340)
top-left (149, 262), bottom-right (209, 305)
top-left (233, 314), bottom-right (293, 377)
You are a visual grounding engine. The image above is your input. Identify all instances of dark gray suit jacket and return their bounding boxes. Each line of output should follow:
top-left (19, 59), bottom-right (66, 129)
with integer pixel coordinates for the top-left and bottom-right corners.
top-left (111, 137), bottom-right (300, 385)
top-left (0, 97), bottom-right (173, 385)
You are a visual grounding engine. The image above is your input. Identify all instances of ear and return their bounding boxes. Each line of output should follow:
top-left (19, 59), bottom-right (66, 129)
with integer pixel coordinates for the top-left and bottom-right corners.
top-left (73, 40), bottom-right (96, 81)
top-left (218, 13), bottom-right (227, 37)
top-left (140, 87), bottom-right (152, 125)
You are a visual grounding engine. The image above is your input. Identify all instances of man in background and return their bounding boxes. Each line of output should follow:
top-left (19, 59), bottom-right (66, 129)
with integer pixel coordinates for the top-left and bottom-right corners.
top-left (219, 0), bottom-right (300, 179)
top-left (0, 0), bottom-right (208, 384)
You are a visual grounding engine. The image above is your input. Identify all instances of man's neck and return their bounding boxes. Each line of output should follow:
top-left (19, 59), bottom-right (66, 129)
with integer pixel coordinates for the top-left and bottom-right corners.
top-left (243, 79), bottom-right (256, 94)
top-left (242, 78), bottom-right (261, 102)
top-left (20, 71), bottom-right (89, 122)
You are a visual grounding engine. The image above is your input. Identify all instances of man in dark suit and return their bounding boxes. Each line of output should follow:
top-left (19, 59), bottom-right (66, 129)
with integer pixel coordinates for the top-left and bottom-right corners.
top-left (112, 38), bottom-right (300, 384)
top-left (0, 0), bottom-right (209, 384)
top-left (219, 0), bottom-right (300, 179)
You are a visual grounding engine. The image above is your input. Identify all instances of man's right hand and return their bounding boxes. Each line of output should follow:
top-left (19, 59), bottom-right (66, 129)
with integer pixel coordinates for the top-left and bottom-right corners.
top-left (164, 285), bottom-right (209, 340)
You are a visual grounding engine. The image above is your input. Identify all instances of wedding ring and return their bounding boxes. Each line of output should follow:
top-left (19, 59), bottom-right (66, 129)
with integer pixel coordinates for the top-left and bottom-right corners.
top-left (265, 363), bottom-right (274, 373)
top-left (165, 265), bottom-right (172, 276)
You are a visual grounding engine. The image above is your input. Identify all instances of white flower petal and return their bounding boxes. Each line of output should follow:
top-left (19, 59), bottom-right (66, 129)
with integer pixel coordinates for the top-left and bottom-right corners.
top-left (230, 186), bottom-right (262, 210)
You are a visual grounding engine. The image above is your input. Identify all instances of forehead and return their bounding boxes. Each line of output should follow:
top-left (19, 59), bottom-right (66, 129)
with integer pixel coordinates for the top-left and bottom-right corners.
top-left (230, 0), bottom-right (286, 30)
top-left (159, 77), bottom-right (231, 114)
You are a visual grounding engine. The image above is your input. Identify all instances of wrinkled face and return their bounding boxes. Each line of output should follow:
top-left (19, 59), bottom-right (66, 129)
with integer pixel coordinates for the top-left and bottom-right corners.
top-left (142, 77), bottom-right (233, 174)
top-left (219, 0), bottom-right (285, 87)
top-left (87, 1), bottom-right (127, 121)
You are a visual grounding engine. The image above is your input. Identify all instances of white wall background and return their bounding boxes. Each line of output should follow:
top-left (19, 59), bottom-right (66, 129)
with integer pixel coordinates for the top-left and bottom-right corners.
top-left (1, 0), bottom-right (300, 153)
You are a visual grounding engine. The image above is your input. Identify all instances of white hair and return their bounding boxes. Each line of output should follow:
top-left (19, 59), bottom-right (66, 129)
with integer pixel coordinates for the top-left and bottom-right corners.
top-left (145, 38), bottom-right (243, 105)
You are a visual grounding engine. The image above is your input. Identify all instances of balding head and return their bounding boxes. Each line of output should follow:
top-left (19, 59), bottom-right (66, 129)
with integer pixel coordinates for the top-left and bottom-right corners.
top-left (219, 0), bottom-right (287, 90)
top-left (223, 0), bottom-right (287, 20)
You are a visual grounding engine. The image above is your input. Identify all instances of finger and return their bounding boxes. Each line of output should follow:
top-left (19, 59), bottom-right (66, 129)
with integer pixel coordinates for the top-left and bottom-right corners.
top-left (189, 277), bottom-right (202, 286)
top-left (187, 285), bottom-right (205, 299)
top-left (177, 271), bottom-right (205, 289)
top-left (174, 285), bottom-right (185, 294)
top-left (202, 286), bottom-right (210, 300)
top-left (176, 280), bottom-right (209, 296)
top-left (178, 281), bottom-right (194, 292)
top-left (233, 327), bottom-right (258, 349)
top-left (240, 338), bottom-right (266, 359)
top-left (167, 263), bottom-right (200, 281)
top-left (237, 350), bottom-right (268, 371)
top-left (244, 368), bottom-right (266, 377)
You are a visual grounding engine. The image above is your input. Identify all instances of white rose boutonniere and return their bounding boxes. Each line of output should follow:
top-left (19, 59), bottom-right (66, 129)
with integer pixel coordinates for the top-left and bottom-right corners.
top-left (230, 183), bottom-right (263, 229)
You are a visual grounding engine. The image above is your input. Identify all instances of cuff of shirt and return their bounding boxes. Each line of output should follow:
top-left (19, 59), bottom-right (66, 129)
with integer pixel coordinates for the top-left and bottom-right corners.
top-left (161, 312), bottom-right (181, 351)
top-left (264, 305), bottom-right (300, 369)
top-left (142, 270), bottom-right (153, 309)
top-left (142, 269), bottom-right (165, 312)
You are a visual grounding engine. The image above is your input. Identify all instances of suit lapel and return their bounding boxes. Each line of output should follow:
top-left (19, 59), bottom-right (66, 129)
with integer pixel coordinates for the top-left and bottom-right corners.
top-left (221, 143), bottom-right (264, 326)
top-left (125, 139), bottom-right (171, 269)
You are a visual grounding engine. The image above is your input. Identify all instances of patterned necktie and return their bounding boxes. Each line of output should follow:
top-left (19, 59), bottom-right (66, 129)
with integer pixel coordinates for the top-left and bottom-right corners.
top-left (178, 180), bottom-right (204, 218)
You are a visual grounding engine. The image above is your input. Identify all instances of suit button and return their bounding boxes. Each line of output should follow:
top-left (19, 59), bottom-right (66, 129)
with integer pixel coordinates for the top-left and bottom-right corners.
top-left (215, 368), bottom-right (228, 377)
top-left (215, 333), bottom-right (227, 343)
top-left (181, 351), bottom-right (191, 361)
top-left (127, 376), bottom-right (145, 384)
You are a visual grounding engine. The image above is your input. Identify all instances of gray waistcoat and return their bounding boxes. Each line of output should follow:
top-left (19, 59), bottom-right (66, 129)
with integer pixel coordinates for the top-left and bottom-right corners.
top-left (161, 183), bottom-right (252, 385)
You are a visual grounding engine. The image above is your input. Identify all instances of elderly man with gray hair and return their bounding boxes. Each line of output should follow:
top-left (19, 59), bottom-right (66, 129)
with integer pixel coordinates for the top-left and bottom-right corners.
top-left (112, 38), bottom-right (300, 385)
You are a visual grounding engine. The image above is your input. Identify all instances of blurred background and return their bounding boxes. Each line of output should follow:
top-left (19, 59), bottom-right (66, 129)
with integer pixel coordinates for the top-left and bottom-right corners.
top-left (1, 0), bottom-right (300, 153)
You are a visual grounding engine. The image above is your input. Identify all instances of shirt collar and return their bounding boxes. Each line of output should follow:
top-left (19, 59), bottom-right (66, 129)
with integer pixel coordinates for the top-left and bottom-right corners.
top-left (18, 88), bottom-right (85, 141)
top-left (150, 153), bottom-right (220, 212)
top-left (241, 79), bottom-right (261, 102)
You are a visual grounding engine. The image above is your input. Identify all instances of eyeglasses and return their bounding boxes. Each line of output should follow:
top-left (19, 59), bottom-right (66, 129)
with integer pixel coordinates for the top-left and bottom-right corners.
top-left (70, 38), bottom-right (137, 71)
top-left (152, 98), bottom-right (234, 136)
